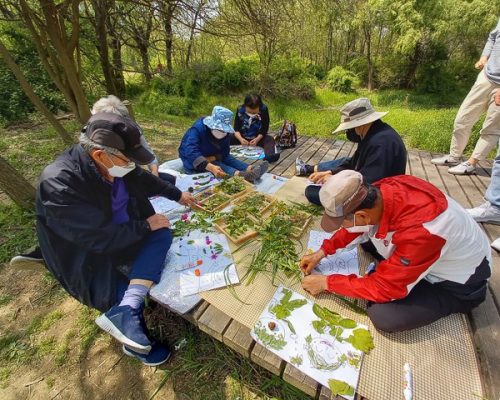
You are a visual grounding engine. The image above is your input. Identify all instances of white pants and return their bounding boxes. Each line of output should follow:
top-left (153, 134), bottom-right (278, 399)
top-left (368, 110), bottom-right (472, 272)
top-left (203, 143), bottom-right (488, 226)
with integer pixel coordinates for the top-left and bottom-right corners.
top-left (450, 70), bottom-right (500, 160)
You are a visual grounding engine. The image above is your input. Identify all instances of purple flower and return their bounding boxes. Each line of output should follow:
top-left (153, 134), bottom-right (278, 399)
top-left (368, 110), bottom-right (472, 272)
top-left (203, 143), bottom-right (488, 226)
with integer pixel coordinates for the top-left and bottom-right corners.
top-left (181, 213), bottom-right (189, 221)
top-left (211, 254), bottom-right (218, 260)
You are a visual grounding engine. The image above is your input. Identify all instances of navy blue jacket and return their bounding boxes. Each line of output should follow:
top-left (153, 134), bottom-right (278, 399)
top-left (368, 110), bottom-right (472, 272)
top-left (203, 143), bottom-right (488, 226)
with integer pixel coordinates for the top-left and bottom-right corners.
top-left (234, 104), bottom-right (270, 139)
top-left (333, 119), bottom-right (407, 184)
top-left (36, 144), bottom-right (182, 312)
top-left (178, 117), bottom-right (230, 171)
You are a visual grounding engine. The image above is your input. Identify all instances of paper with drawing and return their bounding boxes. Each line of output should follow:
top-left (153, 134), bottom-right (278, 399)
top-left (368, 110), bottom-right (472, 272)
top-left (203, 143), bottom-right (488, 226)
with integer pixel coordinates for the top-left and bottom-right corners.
top-left (164, 230), bottom-right (239, 296)
top-left (251, 286), bottom-right (373, 399)
top-left (307, 230), bottom-right (360, 276)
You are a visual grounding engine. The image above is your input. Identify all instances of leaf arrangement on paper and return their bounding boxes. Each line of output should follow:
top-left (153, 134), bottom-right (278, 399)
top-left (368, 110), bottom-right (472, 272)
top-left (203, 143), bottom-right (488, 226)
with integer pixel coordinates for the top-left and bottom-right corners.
top-left (172, 212), bottom-right (215, 238)
top-left (251, 287), bottom-right (374, 400)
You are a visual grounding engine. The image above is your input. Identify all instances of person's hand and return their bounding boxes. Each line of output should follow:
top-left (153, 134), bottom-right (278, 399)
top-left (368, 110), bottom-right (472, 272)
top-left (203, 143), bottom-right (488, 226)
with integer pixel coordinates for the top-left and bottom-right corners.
top-left (147, 214), bottom-right (171, 231)
top-left (207, 163), bottom-right (227, 178)
top-left (309, 170), bottom-right (332, 184)
top-left (495, 89), bottom-right (500, 106)
top-left (206, 156), bottom-right (217, 163)
top-left (301, 275), bottom-right (328, 296)
top-left (179, 192), bottom-right (196, 206)
top-left (300, 249), bottom-right (325, 275)
top-left (149, 164), bottom-right (159, 177)
top-left (235, 132), bottom-right (250, 146)
top-left (249, 135), bottom-right (262, 146)
top-left (475, 56), bottom-right (488, 70)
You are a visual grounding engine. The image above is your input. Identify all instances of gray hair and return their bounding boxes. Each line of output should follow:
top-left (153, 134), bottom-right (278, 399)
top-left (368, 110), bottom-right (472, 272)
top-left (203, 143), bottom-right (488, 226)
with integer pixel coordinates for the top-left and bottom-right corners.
top-left (79, 132), bottom-right (120, 155)
top-left (91, 95), bottom-right (129, 117)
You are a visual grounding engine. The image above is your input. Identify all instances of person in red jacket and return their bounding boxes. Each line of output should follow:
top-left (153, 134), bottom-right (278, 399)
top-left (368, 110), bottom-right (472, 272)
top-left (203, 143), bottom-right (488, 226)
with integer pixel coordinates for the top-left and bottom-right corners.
top-left (300, 170), bottom-right (491, 332)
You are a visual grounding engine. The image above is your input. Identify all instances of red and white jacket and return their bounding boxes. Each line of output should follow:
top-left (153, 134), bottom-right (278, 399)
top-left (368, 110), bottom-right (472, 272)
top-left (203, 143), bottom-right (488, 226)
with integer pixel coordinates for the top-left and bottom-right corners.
top-left (321, 175), bottom-right (492, 303)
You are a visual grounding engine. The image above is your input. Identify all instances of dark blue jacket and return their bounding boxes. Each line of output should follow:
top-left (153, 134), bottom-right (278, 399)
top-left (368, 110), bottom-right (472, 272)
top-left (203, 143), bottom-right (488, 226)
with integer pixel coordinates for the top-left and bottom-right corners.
top-left (234, 104), bottom-right (270, 139)
top-left (36, 144), bottom-right (182, 312)
top-left (178, 117), bottom-right (230, 171)
top-left (333, 119), bottom-right (407, 183)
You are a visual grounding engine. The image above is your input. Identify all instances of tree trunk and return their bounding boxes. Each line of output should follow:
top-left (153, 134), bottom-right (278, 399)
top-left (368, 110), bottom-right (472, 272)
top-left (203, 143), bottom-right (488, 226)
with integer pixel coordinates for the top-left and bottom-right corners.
top-left (160, 1), bottom-right (176, 75)
top-left (91, 0), bottom-right (118, 95)
top-left (0, 155), bottom-right (36, 209)
top-left (107, 18), bottom-right (126, 98)
top-left (138, 42), bottom-right (152, 81)
top-left (0, 40), bottom-right (73, 145)
top-left (364, 25), bottom-right (374, 91)
top-left (185, 0), bottom-right (204, 67)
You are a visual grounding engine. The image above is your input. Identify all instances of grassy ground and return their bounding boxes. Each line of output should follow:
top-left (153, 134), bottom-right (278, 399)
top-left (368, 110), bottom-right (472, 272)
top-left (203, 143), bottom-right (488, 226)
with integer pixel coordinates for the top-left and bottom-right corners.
top-left (0, 86), bottom-right (490, 399)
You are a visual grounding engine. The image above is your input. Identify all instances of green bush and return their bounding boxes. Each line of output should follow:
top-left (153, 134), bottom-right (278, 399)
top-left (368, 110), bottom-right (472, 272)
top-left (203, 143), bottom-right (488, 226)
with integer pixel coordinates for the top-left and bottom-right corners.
top-left (326, 66), bottom-right (358, 93)
top-left (0, 26), bottom-right (66, 124)
top-left (138, 89), bottom-right (193, 116)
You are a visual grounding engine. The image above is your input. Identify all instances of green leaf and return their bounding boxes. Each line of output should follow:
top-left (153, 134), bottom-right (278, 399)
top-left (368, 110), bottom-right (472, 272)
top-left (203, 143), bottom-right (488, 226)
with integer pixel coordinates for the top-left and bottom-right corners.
top-left (284, 319), bottom-right (296, 334)
top-left (328, 379), bottom-right (355, 397)
top-left (345, 328), bottom-right (375, 354)
top-left (338, 318), bottom-right (357, 329)
top-left (312, 319), bottom-right (327, 334)
top-left (305, 334), bottom-right (312, 344)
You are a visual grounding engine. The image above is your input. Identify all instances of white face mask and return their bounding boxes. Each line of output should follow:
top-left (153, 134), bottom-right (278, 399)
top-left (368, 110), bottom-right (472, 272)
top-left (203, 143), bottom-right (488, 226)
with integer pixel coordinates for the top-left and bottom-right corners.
top-left (246, 112), bottom-right (258, 118)
top-left (344, 215), bottom-right (374, 233)
top-left (212, 129), bottom-right (227, 139)
top-left (106, 154), bottom-right (136, 178)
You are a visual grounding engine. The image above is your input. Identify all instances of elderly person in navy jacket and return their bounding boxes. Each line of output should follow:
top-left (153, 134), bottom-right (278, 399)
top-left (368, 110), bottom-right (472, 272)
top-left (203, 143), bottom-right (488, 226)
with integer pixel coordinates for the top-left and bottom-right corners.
top-left (297, 98), bottom-right (407, 205)
top-left (36, 113), bottom-right (195, 366)
top-left (179, 106), bottom-right (268, 182)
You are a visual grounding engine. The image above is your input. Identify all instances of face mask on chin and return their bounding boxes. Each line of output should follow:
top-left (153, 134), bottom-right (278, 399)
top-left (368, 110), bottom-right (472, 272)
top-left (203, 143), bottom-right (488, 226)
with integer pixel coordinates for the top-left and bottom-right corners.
top-left (105, 154), bottom-right (136, 178)
top-left (344, 214), bottom-right (374, 233)
top-left (211, 129), bottom-right (227, 139)
top-left (246, 112), bottom-right (258, 118)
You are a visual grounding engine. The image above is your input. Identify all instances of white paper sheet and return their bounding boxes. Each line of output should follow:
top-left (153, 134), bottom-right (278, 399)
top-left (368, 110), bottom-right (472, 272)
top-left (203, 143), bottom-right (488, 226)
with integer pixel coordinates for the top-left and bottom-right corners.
top-left (307, 230), bottom-right (360, 276)
top-left (251, 286), bottom-right (370, 400)
top-left (174, 173), bottom-right (219, 193)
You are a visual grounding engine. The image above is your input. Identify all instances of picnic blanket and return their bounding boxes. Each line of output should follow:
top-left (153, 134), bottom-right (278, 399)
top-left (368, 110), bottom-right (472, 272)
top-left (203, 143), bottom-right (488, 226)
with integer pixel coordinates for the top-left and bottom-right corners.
top-left (200, 177), bottom-right (484, 400)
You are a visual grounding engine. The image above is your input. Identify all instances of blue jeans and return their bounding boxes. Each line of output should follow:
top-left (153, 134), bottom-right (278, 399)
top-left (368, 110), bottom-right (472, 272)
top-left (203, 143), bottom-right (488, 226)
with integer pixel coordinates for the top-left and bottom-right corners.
top-left (486, 146), bottom-right (500, 207)
top-left (214, 155), bottom-right (249, 176)
top-left (316, 157), bottom-right (349, 172)
top-left (116, 229), bottom-right (172, 301)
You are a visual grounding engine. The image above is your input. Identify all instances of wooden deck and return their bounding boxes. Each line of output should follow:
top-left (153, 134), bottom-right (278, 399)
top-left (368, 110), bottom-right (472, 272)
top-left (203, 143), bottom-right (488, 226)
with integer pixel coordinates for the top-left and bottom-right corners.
top-left (174, 137), bottom-right (500, 400)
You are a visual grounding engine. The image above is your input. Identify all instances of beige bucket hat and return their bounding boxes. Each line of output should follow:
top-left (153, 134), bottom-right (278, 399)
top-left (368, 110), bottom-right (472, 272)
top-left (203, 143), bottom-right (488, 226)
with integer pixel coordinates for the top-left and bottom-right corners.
top-left (333, 98), bottom-right (388, 133)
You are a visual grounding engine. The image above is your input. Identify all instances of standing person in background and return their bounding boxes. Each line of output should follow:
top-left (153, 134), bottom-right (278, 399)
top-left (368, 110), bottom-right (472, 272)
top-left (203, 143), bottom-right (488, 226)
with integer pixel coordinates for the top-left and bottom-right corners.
top-left (432, 17), bottom-right (500, 175)
top-left (467, 89), bottom-right (500, 250)
top-left (232, 93), bottom-right (280, 163)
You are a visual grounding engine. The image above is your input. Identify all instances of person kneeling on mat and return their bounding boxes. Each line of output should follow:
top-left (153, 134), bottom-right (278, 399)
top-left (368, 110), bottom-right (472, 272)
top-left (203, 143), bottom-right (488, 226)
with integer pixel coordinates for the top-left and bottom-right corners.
top-left (36, 113), bottom-right (196, 365)
top-left (300, 170), bottom-right (491, 332)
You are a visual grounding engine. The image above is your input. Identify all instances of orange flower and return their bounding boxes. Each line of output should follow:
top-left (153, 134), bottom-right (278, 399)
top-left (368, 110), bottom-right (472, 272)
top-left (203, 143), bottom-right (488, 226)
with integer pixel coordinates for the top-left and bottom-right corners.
top-left (194, 269), bottom-right (201, 277)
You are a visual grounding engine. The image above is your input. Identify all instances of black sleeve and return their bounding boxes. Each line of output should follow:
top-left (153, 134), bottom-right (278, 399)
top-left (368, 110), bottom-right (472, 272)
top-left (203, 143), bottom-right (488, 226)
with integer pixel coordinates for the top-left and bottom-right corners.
top-left (234, 107), bottom-right (243, 132)
top-left (259, 106), bottom-right (270, 136)
top-left (131, 167), bottom-right (183, 201)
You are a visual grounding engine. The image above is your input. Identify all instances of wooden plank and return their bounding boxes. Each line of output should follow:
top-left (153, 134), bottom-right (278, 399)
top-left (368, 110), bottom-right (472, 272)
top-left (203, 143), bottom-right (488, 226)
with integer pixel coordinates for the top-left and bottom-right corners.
top-left (196, 304), bottom-right (232, 342)
top-left (470, 291), bottom-right (500, 400)
top-left (181, 300), bottom-right (209, 327)
top-left (305, 138), bottom-right (336, 167)
top-left (282, 363), bottom-right (319, 398)
top-left (407, 150), bottom-right (427, 181)
top-left (318, 385), bottom-right (344, 400)
top-left (316, 139), bottom-right (346, 165)
top-left (222, 319), bottom-right (255, 358)
top-left (282, 138), bottom-right (328, 178)
top-left (268, 135), bottom-right (308, 174)
top-left (250, 342), bottom-right (285, 376)
top-left (270, 136), bottom-right (318, 176)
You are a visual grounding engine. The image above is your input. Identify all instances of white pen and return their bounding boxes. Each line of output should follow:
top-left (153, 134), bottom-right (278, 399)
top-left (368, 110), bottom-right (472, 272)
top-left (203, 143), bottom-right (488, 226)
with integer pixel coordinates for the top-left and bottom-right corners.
top-left (403, 363), bottom-right (413, 400)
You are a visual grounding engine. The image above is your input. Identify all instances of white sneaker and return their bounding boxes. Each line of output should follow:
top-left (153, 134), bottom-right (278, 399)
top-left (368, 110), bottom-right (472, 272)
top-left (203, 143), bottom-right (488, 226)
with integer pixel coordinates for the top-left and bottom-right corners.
top-left (491, 237), bottom-right (500, 251)
top-left (448, 161), bottom-right (476, 175)
top-left (431, 155), bottom-right (461, 166)
top-left (467, 201), bottom-right (500, 224)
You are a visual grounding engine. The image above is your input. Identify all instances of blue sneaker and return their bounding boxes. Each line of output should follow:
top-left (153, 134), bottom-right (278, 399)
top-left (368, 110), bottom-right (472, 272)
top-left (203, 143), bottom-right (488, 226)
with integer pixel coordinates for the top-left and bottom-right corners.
top-left (123, 342), bottom-right (171, 366)
top-left (95, 305), bottom-right (152, 354)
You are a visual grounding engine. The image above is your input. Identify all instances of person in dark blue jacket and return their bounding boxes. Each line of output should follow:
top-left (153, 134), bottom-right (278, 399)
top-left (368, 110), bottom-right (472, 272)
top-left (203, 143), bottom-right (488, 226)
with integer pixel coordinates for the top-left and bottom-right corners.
top-left (36, 113), bottom-right (196, 366)
top-left (297, 98), bottom-right (407, 205)
top-left (179, 106), bottom-right (268, 182)
top-left (231, 93), bottom-right (280, 163)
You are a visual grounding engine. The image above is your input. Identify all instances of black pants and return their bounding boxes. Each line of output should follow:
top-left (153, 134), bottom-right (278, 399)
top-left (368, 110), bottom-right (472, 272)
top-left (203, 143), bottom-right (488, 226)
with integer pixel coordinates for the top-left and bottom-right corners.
top-left (305, 185), bottom-right (321, 205)
top-left (230, 133), bottom-right (276, 157)
top-left (365, 251), bottom-right (489, 333)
